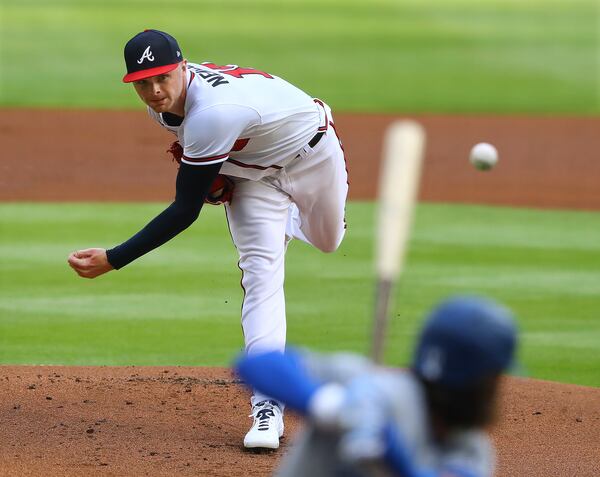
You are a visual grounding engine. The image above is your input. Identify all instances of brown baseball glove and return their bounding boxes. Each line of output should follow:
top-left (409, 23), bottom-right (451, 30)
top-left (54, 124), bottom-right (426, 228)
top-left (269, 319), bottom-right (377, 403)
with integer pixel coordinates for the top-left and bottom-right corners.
top-left (206, 174), bottom-right (234, 205)
top-left (167, 141), bottom-right (234, 205)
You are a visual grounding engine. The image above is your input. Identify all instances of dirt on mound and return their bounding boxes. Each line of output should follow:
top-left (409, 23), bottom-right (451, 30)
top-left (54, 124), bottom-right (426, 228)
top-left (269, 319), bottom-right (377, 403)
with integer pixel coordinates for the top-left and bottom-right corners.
top-left (1, 366), bottom-right (598, 477)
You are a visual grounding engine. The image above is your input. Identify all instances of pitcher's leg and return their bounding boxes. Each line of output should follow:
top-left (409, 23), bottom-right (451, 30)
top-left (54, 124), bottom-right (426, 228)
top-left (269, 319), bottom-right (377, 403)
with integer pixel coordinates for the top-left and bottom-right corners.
top-left (225, 179), bottom-right (290, 356)
top-left (287, 128), bottom-right (349, 253)
top-left (225, 178), bottom-right (290, 449)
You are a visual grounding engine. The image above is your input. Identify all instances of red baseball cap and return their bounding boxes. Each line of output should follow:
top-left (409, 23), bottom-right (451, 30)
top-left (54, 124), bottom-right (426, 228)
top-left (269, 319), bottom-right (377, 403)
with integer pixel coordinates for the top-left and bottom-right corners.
top-left (123, 29), bottom-right (183, 83)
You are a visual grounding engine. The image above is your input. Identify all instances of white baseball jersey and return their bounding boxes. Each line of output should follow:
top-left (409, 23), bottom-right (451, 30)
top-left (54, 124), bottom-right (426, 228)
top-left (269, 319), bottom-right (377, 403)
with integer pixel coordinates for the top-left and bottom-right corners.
top-left (148, 61), bottom-right (328, 180)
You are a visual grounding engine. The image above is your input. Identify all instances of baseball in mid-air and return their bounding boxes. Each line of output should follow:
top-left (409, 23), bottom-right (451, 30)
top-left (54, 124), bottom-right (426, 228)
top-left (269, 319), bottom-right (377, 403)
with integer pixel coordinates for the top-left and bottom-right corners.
top-left (469, 142), bottom-right (498, 171)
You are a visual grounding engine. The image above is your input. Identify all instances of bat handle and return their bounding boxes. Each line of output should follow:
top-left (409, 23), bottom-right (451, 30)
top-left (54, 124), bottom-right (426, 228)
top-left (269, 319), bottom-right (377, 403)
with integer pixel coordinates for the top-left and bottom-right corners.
top-left (371, 278), bottom-right (394, 364)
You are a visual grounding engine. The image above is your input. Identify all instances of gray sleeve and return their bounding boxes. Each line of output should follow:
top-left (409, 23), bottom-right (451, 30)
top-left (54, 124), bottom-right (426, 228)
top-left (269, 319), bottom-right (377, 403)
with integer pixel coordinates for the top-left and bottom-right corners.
top-left (299, 350), bottom-right (430, 453)
top-left (299, 350), bottom-right (376, 384)
top-left (276, 371), bottom-right (430, 477)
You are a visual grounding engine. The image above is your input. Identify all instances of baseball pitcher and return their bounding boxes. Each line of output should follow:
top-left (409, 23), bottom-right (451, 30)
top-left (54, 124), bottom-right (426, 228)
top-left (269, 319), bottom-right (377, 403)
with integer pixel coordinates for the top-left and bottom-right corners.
top-left (67, 29), bottom-right (349, 449)
top-left (236, 296), bottom-right (518, 476)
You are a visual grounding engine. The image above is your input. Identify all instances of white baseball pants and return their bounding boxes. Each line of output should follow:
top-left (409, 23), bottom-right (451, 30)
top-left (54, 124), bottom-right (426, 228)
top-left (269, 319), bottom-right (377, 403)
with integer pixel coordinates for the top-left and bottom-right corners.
top-left (224, 119), bottom-right (348, 403)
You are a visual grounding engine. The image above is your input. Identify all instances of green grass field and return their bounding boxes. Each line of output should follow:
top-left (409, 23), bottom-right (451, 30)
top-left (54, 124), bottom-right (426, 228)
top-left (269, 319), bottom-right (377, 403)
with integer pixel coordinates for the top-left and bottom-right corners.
top-left (1, 1), bottom-right (598, 388)
top-left (1, 202), bottom-right (599, 387)
top-left (1, 0), bottom-right (598, 113)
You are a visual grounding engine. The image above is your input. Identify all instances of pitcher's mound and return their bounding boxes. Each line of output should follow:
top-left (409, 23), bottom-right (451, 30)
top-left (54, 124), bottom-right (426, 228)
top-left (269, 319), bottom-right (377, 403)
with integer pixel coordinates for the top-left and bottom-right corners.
top-left (1, 366), bottom-right (598, 476)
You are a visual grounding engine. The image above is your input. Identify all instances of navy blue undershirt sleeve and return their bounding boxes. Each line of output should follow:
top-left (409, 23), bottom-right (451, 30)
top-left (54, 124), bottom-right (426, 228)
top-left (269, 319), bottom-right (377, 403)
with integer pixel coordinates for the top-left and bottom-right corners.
top-left (106, 161), bottom-right (222, 270)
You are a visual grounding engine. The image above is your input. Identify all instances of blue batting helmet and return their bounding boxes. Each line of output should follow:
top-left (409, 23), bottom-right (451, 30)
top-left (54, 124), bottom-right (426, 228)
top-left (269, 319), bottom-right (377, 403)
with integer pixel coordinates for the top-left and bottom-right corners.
top-left (412, 296), bottom-right (518, 388)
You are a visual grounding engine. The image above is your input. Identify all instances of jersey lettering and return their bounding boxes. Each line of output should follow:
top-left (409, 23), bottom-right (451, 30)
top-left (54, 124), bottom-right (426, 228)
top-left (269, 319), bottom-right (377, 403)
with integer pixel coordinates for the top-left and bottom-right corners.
top-left (188, 65), bottom-right (229, 87)
top-left (202, 63), bottom-right (274, 79)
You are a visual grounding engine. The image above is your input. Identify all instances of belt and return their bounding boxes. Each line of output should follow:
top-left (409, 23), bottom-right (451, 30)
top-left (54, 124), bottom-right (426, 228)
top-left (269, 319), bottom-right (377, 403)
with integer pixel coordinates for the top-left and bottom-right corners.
top-left (308, 131), bottom-right (325, 148)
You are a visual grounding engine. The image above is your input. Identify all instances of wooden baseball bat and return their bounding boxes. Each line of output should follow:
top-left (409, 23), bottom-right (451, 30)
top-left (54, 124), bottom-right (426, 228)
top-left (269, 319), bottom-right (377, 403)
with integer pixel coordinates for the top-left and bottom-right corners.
top-left (371, 121), bottom-right (426, 364)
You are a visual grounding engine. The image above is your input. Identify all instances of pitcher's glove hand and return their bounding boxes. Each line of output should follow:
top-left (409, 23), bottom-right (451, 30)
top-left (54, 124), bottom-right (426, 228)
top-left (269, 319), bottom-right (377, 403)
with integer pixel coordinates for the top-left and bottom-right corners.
top-left (167, 141), bottom-right (233, 204)
top-left (206, 174), bottom-right (234, 205)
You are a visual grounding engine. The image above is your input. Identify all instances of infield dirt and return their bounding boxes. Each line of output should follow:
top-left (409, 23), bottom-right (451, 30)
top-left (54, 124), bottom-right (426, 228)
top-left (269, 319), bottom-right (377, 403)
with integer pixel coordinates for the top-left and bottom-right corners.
top-left (1, 110), bottom-right (599, 209)
top-left (1, 366), bottom-right (599, 477)
top-left (1, 110), bottom-right (599, 476)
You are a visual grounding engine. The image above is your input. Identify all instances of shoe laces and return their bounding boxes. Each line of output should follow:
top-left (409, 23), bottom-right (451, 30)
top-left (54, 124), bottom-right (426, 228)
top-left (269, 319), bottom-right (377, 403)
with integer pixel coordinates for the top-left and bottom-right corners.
top-left (250, 401), bottom-right (279, 431)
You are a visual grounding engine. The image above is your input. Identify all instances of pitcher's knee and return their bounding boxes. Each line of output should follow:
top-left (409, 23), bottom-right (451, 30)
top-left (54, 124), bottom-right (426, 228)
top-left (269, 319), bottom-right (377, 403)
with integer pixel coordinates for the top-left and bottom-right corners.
top-left (314, 229), bottom-right (345, 253)
top-left (319, 242), bottom-right (339, 254)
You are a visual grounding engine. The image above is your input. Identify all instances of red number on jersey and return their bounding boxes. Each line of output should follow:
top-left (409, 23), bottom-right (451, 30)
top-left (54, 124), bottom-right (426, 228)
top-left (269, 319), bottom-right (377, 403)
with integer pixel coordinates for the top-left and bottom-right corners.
top-left (202, 63), bottom-right (273, 79)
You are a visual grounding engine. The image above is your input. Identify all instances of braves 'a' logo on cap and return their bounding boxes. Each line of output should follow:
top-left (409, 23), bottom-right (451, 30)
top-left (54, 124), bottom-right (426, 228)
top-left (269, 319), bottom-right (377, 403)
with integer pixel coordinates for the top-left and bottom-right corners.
top-left (137, 45), bottom-right (155, 64)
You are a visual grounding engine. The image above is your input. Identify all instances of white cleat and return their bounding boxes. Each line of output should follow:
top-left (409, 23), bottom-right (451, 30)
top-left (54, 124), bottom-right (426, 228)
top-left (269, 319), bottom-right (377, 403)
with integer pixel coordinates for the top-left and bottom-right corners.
top-left (244, 400), bottom-right (284, 449)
